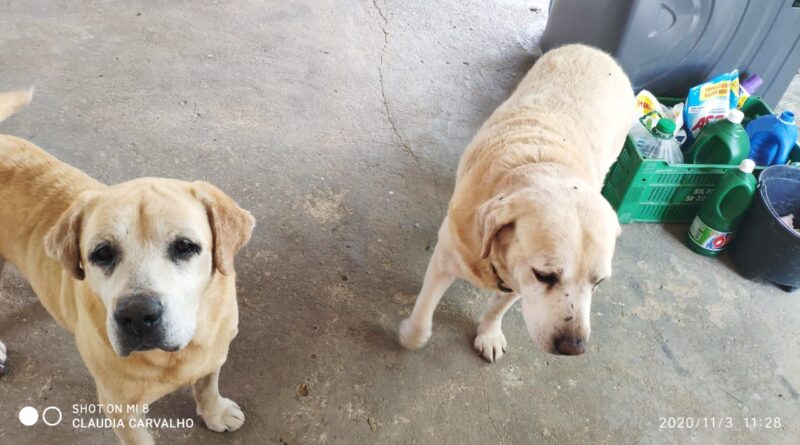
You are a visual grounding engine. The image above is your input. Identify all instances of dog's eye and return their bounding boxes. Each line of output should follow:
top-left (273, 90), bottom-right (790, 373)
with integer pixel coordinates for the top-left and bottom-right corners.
top-left (169, 238), bottom-right (201, 260)
top-left (89, 244), bottom-right (116, 266)
top-left (592, 278), bottom-right (606, 292)
top-left (532, 269), bottom-right (559, 286)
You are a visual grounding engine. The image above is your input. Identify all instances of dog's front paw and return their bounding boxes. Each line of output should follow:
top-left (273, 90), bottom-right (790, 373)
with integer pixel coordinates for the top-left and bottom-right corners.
top-left (474, 327), bottom-right (507, 363)
top-left (0, 340), bottom-right (7, 377)
top-left (198, 397), bottom-right (244, 433)
top-left (399, 318), bottom-right (431, 349)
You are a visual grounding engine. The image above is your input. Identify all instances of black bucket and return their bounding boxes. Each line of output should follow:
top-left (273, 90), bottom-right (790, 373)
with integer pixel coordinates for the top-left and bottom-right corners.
top-left (731, 165), bottom-right (800, 291)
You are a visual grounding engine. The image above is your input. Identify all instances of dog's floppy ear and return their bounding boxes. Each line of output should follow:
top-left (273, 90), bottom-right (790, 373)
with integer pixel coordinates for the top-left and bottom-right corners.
top-left (193, 181), bottom-right (255, 275)
top-left (477, 190), bottom-right (531, 259)
top-left (44, 192), bottom-right (94, 280)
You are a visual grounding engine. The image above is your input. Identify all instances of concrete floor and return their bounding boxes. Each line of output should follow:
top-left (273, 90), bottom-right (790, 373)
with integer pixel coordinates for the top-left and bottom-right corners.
top-left (1, 1), bottom-right (800, 444)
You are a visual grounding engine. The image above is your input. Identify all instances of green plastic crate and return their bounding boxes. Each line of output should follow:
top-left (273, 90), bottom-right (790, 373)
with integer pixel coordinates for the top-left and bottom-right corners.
top-left (602, 96), bottom-right (799, 224)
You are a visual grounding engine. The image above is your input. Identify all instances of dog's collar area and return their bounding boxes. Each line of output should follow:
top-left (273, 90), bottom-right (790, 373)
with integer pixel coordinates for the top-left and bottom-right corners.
top-left (490, 263), bottom-right (514, 293)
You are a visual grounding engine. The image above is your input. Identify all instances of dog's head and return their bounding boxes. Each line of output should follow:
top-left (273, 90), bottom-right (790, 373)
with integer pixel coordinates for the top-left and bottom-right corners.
top-left (45, 179), bottom-right (255, 357)
top-left (477, 176), bottom-right (620, 356)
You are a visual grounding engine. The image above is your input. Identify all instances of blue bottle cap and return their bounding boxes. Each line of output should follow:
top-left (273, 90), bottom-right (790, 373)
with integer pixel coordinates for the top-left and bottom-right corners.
top-left (778, 111), bottom-right (795, 125)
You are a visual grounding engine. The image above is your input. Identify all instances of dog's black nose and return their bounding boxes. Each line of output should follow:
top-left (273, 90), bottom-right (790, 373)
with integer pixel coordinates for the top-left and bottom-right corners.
top-left (114, 296), bottom-right (163, 338)
top-left (555, 337), bottom-right (586, 356)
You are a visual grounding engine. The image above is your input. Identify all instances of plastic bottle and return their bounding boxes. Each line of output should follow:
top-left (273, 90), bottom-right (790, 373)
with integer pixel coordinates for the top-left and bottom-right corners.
top-left (632, 118), bottom-right (683, 163)
top-left (686, 159), bottom-right (757, 256)
top-left (746, 111), bottom-right (799, 166)
top-left (630, 119), bottom-right (655, 157)
top-left (684, 109), bottom-right (750, 165)
top-left (737, 74), bottom-right (763, 108)
top-left (739, 96), bottom-right (765, 127)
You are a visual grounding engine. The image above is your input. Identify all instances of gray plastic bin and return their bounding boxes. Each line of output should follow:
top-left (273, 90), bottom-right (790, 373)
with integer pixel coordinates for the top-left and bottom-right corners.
top-left (541, 0), bottom-right (800, 107)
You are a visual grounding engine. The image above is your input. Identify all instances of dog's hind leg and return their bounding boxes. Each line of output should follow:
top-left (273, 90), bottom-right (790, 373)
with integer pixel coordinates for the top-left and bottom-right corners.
top-left (193, 367), bottom-right (244, 433)
top-left (399, 241), bottom-right (456, 350)
top-left (0, 340), bottom-right (5, 377)
top-left (0, 88), bottom-right (33, 123)
top-left (474, 292), bottom-right (520, 363)
top-left (0, 258), bottom-right (7, 376)
top-left (0, 339), bottom-right (5, 377)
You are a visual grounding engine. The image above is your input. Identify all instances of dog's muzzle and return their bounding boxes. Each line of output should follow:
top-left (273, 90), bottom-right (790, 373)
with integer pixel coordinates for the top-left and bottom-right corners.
top-left (113, 295), bottom-right (175, 356)
top-left (554, 336), bottom-right (586, 356)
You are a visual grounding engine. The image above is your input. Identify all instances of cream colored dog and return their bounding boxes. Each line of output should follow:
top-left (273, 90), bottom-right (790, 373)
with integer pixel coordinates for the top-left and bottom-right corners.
top-left (399, 45), bottom-right (634, 361)
top-left (0, 90), bottom-right (255, 444)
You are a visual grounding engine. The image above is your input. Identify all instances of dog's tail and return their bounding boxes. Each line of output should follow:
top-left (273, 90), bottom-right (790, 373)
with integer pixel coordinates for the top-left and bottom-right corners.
top-left (0, 88), bottom-right (34, 124)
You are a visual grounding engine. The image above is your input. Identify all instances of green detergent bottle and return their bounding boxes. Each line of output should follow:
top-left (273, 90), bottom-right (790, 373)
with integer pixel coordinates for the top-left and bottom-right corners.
top-left (739, 96), bottom-right (763, 127)
top-left (685, 109), bottom-right (750, 165)
top-left (686, 159), bottom-right (757, 256)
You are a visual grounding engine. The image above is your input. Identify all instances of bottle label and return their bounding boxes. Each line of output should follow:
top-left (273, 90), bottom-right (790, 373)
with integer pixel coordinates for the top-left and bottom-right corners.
top-left (736, 92), bottom-right (749, 109)
top-left (639, 111), bottom-right (661, 133)
top-left (688, 216), bottom-right (734, 251)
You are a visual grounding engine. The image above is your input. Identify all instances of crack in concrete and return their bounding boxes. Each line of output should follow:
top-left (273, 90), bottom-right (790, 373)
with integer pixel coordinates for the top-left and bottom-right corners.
top-left (481, 369), bottom-right (505, 445)
top-left (370, 0), bottom-right (445, 219)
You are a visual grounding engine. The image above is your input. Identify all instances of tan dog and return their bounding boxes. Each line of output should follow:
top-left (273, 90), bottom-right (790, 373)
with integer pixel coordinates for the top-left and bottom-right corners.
top-left (399, 45), bottom-right (634, 361)
top-left (0, 90), bottom-right (255, 444)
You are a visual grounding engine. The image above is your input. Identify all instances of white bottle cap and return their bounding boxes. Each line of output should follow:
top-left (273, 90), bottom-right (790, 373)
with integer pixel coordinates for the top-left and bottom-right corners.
top-left (727, 108), bottom-right (744, 124)
top-left (739, 158), bottom-right (756, 173)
